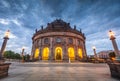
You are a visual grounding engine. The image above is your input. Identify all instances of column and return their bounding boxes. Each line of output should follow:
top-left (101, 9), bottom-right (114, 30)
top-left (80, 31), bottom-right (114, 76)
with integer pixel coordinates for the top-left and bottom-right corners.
top-left (0, 30), bottom-right (10, 60)
top-left (50, 37), bottom-right (54, 61)
top-left (109, 30), bottom-right (120, 60)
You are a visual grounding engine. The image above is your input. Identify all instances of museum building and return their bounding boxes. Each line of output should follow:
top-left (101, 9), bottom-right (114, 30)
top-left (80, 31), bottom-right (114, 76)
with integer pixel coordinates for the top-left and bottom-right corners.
top-left (31, 19), bottom-right (87, 61)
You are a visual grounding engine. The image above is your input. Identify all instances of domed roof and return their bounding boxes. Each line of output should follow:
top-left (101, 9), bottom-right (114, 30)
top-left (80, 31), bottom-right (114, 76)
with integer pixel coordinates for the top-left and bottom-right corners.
top-left (46, 19), bottom-right (71, 31)
top-left (51, 19), bottom-right (68, 26)
top-left (33, 19), bottom-right (85, 38)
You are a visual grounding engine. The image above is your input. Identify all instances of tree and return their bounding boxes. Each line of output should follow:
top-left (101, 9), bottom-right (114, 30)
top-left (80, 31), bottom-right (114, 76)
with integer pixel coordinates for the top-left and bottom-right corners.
top-left (109, 52), bottom-right (116, 60)
top-left (4, 50), bottom-right (15, 59)
top-left (4, 50), bottom-right (22, 60)
top-left (14, 53), bottom-right (21, 59)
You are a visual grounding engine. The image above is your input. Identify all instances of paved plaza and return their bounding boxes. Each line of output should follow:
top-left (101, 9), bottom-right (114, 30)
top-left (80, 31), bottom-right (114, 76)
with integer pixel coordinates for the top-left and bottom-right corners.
top-left (1, 62), bottom-right (119, 81)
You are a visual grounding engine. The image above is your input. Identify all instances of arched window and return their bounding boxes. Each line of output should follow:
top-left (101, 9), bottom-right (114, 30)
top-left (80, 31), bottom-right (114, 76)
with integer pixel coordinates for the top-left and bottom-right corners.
top-left (78, 48), bottom-right (83, 58)
top-left (44, 38), bottom-right (49, 44)
top-left (68, 47), bottom-right (75, 60)
top-left (68, 38), bottom-right (73, 44)
top-left (55, 47), bottom-right (62, 60)
top-left (42, 47), bottom-right (49, 60)
top-left (34, 48), bottom-right (39, 59)
top-left (78, 40), bottom-right (81, 45)
top-left (56, 37), bottom-right (62, 43)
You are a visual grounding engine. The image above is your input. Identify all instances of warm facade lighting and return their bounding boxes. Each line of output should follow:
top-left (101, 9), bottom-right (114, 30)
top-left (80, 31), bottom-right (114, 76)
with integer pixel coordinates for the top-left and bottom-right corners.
top-left (55, 47), bottom-right (62, 60)
top-left (42, 47), bottom-right (49, 60)
top-left (31, 19), bottom-right (87, 62)
top-left (34, 48), bottom-right (39, 59)
top-left (78, 48), bottom-right (83, 58)
top-left (68, 47), bottom-right (75, 60)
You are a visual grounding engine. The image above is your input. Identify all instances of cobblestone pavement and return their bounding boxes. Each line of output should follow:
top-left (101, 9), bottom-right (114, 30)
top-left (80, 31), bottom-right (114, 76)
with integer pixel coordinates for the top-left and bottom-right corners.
top-left (1, 62), bottom-right (119, 81)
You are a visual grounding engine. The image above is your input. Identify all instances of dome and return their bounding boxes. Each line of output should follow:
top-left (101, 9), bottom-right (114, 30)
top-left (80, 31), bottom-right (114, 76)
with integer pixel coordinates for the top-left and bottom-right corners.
top-left (33, 19), bottom-right (85, 39)
top-left (48, 19), bottom-right (70, 29)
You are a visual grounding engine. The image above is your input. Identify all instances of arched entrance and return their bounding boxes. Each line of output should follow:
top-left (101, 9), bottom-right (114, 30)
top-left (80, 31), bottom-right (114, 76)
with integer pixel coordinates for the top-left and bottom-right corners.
top-left (68, 47), bottom-right (75, 60)
top-left (42, 47), bottom-right (49, 60)
top-left (34, 48), bottom-right (39, 59)
top-left (55, 47), bottom-right (62, 61)
top-left (78, 48), bottom-right (83, 59)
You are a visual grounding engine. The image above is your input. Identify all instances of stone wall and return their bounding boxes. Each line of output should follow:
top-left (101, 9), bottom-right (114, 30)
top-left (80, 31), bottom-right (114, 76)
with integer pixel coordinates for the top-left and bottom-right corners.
top-left (31, 32), bottom-right (87, 61)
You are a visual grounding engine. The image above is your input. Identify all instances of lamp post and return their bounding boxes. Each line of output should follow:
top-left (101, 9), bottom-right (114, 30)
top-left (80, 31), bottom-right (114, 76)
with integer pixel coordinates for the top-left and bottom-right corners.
top-left (21, 47), bottom-right (25, 62)
top-left (92, 46), bottom-right (98, 61)
top-left (0, 30), bottom-right (10, 60)
top-left (108, 30), bottom-right (120, 61)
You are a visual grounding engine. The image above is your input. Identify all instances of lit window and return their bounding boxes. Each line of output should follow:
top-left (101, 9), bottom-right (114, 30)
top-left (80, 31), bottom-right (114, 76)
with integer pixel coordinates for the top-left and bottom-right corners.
top-left (78, 48), bottom-right (83, 58)
top-left (34, 48), bottom-right (39, 59)
top-left (55, 47), bottom-right (62, 60)
top-left (68, 47), bottom-right (75, 60)
top-left (42, 47), bottom-right (49, 60)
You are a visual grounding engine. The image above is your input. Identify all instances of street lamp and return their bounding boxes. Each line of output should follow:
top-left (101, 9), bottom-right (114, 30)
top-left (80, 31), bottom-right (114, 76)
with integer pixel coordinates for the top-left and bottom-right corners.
top-left (21, 47), bottom-right (25, 62)
top-left (0, 30), bottom-right (10, 60)
top-left (108, 30), bottom-right (120, 61)
top-left (92, 46), bottom-right (98, 61)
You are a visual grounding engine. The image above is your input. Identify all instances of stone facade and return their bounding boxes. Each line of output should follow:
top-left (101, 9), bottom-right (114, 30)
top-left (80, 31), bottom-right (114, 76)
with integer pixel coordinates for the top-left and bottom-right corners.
top-left (31, 19), bottom-right (87, 62)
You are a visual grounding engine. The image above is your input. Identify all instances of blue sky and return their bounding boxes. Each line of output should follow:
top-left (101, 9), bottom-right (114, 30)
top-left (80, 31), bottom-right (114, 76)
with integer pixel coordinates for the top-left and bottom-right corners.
top-left (0, 0), bottom-right (120, 55)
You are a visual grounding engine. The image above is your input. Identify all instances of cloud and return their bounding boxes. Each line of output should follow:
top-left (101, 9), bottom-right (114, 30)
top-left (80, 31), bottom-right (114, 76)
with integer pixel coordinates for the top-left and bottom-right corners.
top-left (5, 28), bottom-right (33, 54)
top-left (1, 0), bottom-right (10, 8)
top-left (0, 30), bottom-right (4, 39)
top-left (0, 0), bottom-right (120, 55)
top-left (11, 19), bottom-right (22, 27)
top-left (86, 29), bottom-right (120, 54)
top-left (0, 18), bottom-right (10, 25)
top-left (0, 18), bottom-right (23, 27)
top-left (9, 32), bottom-right (17, 39)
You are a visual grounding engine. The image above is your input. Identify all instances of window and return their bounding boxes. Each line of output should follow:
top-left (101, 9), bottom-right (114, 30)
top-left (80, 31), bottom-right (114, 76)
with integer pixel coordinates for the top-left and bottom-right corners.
top-left (68, 38), bottom-right (73, 44)
top-left (44, 38), bottom-right (49, 44)
top-left (78, 40), bottom-right (81, 45)
top-left (56, 37), bottom-right (62, 43)
top-left (39, 39), bottom-right (41, 45)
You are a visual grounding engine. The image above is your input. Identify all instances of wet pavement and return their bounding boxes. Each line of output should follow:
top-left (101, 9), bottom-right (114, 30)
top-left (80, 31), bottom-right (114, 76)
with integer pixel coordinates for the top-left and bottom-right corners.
top-left (1, 62), bottom-right (119, 81)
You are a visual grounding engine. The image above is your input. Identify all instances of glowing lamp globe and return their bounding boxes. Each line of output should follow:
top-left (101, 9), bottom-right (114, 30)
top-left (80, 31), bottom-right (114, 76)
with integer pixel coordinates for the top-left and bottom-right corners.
top-left (5, 30), bottom-right (10, 38)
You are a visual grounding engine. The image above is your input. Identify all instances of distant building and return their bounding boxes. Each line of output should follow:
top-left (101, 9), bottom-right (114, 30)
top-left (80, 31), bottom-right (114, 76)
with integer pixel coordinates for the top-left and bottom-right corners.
top-left (97, 50), bottom-right (112, 59)
top-left (97, 50), bottom-right (120, 59)
top-left (31, 19), bottom-right (87, 62)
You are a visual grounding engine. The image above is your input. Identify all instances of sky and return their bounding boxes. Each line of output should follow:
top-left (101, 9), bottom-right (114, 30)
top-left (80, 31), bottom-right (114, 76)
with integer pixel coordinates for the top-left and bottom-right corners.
top-left (0, 0), bottom-right (120, 55)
